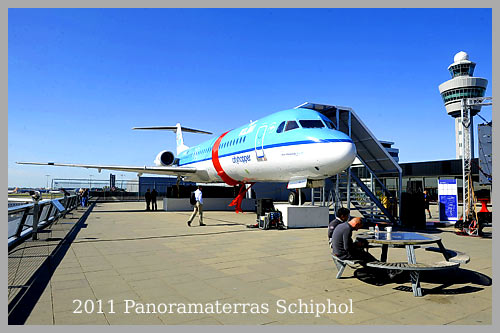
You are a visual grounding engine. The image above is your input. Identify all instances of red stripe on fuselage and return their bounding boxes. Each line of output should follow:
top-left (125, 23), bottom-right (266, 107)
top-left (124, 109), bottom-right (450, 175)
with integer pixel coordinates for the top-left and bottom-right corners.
top-left (211, 131), bottom-right (239, 186)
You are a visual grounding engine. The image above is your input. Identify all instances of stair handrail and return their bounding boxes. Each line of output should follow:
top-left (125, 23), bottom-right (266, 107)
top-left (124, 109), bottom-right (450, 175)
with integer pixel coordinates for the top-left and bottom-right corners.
top-left (349, 172), bottom-right (396, 224)
top-left (354, 154), bottom-right (395, 199)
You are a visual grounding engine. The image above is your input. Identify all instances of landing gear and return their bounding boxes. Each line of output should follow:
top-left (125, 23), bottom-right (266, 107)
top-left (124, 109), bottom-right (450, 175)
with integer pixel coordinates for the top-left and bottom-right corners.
top-left (288, 190), bottom-right (305, 205)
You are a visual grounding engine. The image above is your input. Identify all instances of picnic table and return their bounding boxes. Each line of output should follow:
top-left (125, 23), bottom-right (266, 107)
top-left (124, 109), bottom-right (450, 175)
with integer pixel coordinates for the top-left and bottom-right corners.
top-left (353, 231), bottom-right (468, 296)
top-left (356, 231), bottom-right (448, 263)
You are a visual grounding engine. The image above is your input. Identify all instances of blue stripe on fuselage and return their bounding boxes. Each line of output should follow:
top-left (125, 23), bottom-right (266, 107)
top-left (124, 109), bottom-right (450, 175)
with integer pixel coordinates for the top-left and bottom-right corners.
top-left (178, 138), bottom-right (352, 166)
top-left (176, 107), bottom-right (353, 167)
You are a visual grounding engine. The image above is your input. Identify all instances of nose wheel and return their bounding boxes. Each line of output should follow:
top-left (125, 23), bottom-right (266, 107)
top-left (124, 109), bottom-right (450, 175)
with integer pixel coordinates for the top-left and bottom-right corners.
top-left (288, 190), bottom-right (305, 205)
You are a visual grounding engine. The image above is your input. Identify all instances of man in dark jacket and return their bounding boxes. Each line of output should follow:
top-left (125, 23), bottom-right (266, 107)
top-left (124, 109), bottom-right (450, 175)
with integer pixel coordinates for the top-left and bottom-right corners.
top-left (151, 189), bottom-right (158, 211)
top-left (332, 217), bottom-right (376, 264)
top-left (328, 207), bottom-right (350, 247)
top-left (145, 189), bottom-right (151, 211)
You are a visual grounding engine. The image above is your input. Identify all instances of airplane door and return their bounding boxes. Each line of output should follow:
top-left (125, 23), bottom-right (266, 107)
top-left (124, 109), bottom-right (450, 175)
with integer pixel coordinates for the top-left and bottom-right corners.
top-left (255, 125), bottom-right (267, 159)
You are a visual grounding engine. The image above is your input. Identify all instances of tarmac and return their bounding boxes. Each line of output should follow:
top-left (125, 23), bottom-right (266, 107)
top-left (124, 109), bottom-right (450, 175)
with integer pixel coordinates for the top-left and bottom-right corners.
top-left (13, 201), bottom-right (492, 325)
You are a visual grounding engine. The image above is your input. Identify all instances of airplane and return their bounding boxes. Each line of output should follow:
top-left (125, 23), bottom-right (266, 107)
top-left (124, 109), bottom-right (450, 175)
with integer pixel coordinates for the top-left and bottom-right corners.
top-left (17, 106), bottom-right (357, 212)
top-left (8, 187), bottom-right (19, 194)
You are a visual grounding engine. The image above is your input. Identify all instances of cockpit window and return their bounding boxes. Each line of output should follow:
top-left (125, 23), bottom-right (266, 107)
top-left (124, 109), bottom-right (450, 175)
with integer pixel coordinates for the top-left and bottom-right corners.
top-left (299, 120), bottom-right (325, 128)
top-left (325, 120), bottom-right (335, 129)
top-left (285, 121), bottom-right (299, 131)
top-left (276, 121), bottom-right (286, 133)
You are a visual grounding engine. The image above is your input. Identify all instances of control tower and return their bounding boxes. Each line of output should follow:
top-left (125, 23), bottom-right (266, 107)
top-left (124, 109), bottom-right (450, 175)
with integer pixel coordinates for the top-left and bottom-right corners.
top-left (438, 51), bottom-right (488, 159)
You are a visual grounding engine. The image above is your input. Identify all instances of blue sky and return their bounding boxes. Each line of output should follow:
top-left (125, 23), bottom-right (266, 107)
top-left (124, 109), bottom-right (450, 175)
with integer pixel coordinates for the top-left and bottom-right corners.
top-left (8, 8), bottom-right (492, 187)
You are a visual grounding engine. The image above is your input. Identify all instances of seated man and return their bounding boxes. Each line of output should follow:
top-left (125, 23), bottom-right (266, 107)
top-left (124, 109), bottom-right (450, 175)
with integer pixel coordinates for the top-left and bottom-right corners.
top-left (328, 207), bottom-right (350, 247)
top-left (331, 217), bottom-right (377, 264)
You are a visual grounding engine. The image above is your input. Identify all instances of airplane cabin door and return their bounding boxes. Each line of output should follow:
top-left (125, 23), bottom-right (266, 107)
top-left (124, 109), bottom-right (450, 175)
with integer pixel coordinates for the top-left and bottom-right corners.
top-left (255, 125), bottom-right (267, 159)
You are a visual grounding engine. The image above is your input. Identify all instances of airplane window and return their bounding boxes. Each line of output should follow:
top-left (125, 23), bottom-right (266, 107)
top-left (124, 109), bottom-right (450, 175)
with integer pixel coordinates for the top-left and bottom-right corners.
top-left (299, 120), bottom-right (325, 128)
top-left (285, 121), bottom-right (299, 131)
top-left (243, 136), bottom-right (246, 142)
top-left (277, 121), bottom-right (286, 133)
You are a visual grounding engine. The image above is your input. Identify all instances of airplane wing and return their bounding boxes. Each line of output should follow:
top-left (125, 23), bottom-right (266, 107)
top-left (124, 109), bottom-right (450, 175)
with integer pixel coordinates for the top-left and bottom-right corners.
top-left (16, 161), bottom-right (199, 177)
top-left (132, 126), bottom-right (212, 135)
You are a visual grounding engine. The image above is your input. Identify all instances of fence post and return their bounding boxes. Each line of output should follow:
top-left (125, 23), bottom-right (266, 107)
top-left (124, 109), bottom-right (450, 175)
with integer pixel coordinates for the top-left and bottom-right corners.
top-left (32, 202), bottom-right (39, 240)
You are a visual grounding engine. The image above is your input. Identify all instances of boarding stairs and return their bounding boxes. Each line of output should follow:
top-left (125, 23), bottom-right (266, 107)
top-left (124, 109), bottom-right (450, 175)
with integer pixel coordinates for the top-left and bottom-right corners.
top-left (333, 170), bottom-right (395, 225)
top-left (296, 102), bottom-right (402, 225)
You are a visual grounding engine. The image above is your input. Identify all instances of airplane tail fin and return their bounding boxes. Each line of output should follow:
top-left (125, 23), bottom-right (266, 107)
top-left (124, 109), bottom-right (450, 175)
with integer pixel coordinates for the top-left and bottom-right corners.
top-left (175, 123), bottom-right (189, 155)
top-left (132, 124), bottom-right (212, 155)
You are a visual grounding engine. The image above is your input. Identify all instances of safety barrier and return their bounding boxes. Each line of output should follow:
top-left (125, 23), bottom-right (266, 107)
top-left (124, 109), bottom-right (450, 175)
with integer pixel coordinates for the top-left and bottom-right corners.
top-left (8, 195), bottom-right (80, 250)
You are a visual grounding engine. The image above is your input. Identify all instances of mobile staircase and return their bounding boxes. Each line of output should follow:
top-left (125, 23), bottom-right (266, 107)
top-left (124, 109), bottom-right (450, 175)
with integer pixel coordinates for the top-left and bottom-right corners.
top-left (296, 102), bottom-right (402, 225)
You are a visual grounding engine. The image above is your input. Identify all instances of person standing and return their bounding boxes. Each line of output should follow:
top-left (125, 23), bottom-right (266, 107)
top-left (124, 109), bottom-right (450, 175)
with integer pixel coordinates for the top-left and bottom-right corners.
top-left (151, 188), bottom-right (158, 211)
top-left (187, 186), bottom-right (205, 226)
top-left (83, 188), bottom-right (89, 207)
top-left (145, 188), bottom-right (151, 211)
top-left (424, 190), bottom-right (432, 219)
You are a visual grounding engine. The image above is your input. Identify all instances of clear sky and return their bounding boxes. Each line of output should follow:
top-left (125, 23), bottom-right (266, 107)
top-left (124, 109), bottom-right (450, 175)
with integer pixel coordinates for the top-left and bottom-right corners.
top-left (8, 8), bottom-right (492, 188)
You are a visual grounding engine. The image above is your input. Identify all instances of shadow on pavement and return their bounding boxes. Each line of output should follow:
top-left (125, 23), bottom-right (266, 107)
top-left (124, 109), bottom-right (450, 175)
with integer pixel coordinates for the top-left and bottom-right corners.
top-left (354, 267), bottom-right (492, 296)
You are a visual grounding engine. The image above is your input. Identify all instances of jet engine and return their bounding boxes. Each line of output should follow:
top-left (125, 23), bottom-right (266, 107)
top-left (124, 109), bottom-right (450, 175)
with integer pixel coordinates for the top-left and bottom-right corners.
top-left (154, 150), bottom-right (175, 166)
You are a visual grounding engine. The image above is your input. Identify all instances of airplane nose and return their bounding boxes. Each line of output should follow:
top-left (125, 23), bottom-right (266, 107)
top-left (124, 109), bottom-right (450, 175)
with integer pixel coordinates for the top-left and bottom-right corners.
top-left (325, 131), bottom-right (357, 171)
top-left (344, 140), bottom-right (357, 164)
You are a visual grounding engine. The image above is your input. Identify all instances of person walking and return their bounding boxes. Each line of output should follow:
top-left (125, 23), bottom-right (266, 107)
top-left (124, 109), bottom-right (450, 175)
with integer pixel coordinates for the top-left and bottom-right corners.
top-left (187, 186), bottom-right (205, 226)
top-left (424, 190), bottom-right (432, 219)
top-left (151, 188), bottom-right (158, 211)
top-left (145, 188), bottom-right (151, 211)
top-left (81, 188), bottom-right (88, 207)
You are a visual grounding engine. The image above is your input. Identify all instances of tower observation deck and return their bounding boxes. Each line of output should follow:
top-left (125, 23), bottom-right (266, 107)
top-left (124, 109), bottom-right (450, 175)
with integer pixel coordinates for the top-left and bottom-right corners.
top-left (438, 51), bottom-right (488, 159)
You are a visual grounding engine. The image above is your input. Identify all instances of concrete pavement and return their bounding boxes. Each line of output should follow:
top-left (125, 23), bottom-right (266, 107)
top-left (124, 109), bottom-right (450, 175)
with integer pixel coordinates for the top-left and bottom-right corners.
top-left (21, 201), bottom-right (492, 325)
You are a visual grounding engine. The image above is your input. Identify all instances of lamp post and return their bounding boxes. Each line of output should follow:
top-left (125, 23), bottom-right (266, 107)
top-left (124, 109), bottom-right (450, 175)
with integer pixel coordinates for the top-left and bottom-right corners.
top-left (89, 175), bottom-right (93, 189)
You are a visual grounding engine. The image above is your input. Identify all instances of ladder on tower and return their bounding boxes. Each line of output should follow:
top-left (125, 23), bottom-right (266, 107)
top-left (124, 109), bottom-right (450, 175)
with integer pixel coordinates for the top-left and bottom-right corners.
top-left (457, 97), bottom-right (492, 236)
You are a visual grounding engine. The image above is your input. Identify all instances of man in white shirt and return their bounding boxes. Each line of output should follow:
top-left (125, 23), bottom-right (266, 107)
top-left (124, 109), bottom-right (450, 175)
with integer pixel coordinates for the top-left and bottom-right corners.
top-left (188, 186), bottom-right (205, 226)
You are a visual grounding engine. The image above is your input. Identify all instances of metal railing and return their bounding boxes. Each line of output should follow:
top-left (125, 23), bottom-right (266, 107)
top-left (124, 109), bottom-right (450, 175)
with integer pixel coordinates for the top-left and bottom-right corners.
top-left (8, 195), bottom-right (80, 250)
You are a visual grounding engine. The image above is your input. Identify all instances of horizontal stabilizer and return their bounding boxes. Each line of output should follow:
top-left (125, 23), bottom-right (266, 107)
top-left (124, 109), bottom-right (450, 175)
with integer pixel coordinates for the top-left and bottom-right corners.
top-left (132, 126), bottom-right (212, 135)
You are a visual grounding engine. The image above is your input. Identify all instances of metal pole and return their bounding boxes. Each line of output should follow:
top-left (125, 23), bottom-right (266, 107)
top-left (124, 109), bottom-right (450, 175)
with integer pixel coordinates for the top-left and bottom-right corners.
top-left (335, 174), bottom-right (340, 212)
top-left (322, 184), bottom-right (326, 206)
top-left (347, 109), bottom-right (352, 211)
top-left (398, 172), bottom-right (402, 225)
top-left (32, 202), bottom-right (39, 240)
top-left (461, 99), bottom-right (467, 220)
top-left (348, 109), bottom-right (352, 137)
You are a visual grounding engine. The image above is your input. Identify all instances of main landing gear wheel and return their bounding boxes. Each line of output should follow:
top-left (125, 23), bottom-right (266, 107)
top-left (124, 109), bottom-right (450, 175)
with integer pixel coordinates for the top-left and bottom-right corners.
top-left (288, 191), bottom-right (305, 205)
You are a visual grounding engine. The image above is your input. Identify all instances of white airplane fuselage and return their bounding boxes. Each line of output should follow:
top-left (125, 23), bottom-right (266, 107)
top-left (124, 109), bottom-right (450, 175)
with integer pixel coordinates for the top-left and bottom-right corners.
top-left (171, 108), bottom-right (356, 184)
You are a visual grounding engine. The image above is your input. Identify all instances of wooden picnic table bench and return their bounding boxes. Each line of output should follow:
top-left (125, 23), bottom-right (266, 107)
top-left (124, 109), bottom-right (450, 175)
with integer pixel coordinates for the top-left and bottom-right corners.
top-left (331, 254), bottom-right (363, 279)
top-left (423, 246), bottom-right (470, 264)
top-left (366, 260), bottom-right (460, 296)
top-left (349, 231), bottom-right (468, 296)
